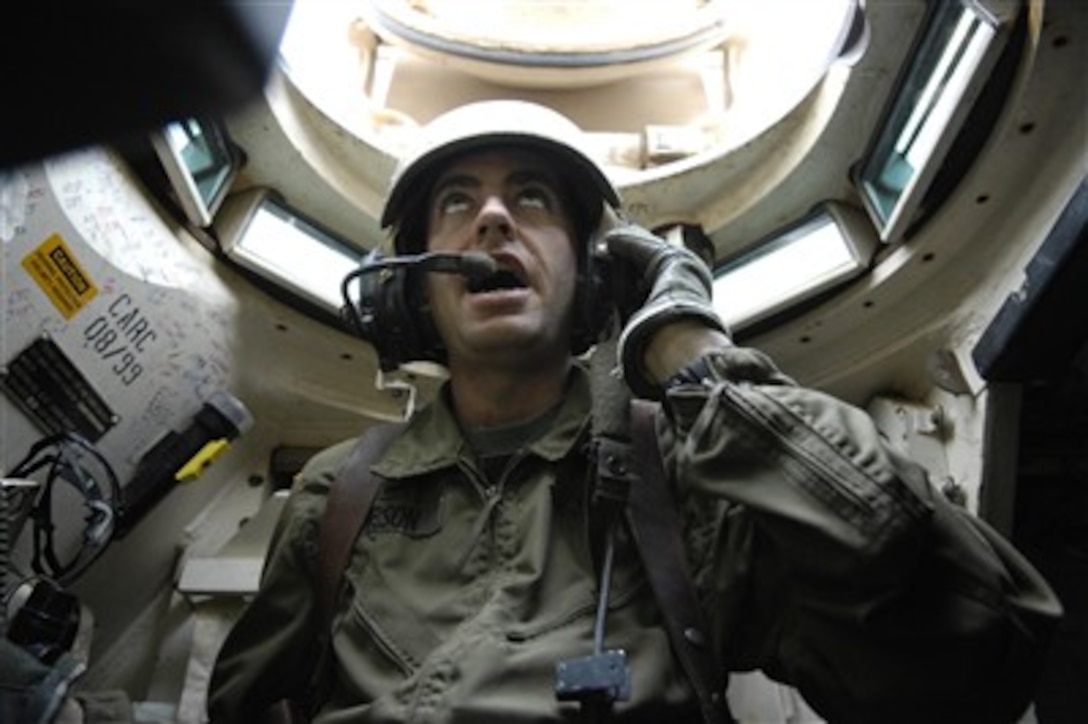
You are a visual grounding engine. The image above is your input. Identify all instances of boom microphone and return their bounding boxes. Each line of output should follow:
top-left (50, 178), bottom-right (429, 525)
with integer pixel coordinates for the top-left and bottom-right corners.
top-left (420, 251), bottom-right (498, 281)
top-left (339, 251), bottom-right (500, 362)
top-left (351, 251), bottom-right (498, 283)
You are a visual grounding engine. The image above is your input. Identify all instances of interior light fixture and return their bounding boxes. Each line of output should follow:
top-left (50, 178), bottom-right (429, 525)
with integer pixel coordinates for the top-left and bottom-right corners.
top-left (712, 202), bottom-right (878, 331)
top-left (213, 188), bottom-right (364, 313)
top-left (856, 0), bottom-right (1018, 242)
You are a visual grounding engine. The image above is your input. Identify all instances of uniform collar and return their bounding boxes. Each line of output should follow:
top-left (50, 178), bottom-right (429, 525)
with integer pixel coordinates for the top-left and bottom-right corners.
top-left (373, 363), bottom-right (593, 479)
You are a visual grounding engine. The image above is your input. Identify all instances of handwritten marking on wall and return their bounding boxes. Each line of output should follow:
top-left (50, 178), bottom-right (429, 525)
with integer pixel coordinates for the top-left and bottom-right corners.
top-left (0, 168), bottom-right (32, 243)
top-left (21, 233), bottom-right (99, 319)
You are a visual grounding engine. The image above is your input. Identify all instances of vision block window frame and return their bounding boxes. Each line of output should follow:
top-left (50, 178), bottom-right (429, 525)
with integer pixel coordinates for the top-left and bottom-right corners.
top-left (151, 116), bottom-right (240, 228)
top-left (712, 202), bottom-right (878, 332)
top-left (856, 0), bottom-right (1018, 243)
top-left (213, 187), bottom-right (365, 315)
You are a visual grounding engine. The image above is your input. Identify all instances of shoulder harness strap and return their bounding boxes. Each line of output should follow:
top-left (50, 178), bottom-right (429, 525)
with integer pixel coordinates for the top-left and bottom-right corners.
top-left (626, 399), bottom-right (733, 724)
top-left (314, 422), bottom-right (405, 627)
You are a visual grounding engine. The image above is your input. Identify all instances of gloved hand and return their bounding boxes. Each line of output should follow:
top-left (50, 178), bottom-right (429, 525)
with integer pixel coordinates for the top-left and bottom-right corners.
top-left (602, 222), bottom-right (727, 399)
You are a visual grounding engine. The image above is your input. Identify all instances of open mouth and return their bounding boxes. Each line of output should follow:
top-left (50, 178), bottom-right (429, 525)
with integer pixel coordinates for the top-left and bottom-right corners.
top-left (467, 268), bottom-right (527, 294)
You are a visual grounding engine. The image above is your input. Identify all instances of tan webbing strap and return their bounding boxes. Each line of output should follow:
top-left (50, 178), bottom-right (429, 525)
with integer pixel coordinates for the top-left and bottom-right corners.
top-left (315, 423), bottom-right (404, 626)
top-left (626, 399), bottom-right (732, 724)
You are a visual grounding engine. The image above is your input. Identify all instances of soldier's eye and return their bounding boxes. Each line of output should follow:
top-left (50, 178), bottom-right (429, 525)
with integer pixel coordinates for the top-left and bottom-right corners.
top-left (436, 191), bottom-right (473, 216)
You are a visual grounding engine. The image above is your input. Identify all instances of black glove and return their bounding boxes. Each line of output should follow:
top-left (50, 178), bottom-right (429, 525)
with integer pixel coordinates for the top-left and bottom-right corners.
top-left (603, 223), bottom-right (727, 398)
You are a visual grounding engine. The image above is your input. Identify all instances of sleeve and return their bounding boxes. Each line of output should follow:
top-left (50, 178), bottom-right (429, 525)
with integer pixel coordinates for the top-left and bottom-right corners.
top-left (664, 346), bottom-right (1062, 724)
top-left (205, 450), bottom-right (342, 723)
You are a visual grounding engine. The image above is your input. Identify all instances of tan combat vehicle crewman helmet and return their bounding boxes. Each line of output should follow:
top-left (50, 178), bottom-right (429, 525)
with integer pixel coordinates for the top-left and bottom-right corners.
top-left (381, 100), bottom-right (622, 253)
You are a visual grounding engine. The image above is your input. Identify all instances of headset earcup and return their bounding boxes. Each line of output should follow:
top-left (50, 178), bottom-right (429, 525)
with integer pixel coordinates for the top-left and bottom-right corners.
top-left (350, 260), bottom-right (397, 371)
top-left (349, 251), bottom-right (446, 371)
top-left (402, 267), bottom-right (447, 365)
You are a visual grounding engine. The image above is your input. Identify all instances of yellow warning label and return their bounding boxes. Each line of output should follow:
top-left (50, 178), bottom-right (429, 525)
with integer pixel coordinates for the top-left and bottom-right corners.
top-left (21, 233), bottom-right (99, 319)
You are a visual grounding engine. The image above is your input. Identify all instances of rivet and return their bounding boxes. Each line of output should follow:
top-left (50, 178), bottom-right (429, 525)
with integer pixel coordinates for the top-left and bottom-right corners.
top-left (683, 627), bottom-right (707, 647)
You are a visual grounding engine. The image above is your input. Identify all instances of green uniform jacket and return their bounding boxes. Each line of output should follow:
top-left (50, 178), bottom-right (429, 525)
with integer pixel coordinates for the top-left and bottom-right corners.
top-left (208, 347), bottom-right (1060, 723)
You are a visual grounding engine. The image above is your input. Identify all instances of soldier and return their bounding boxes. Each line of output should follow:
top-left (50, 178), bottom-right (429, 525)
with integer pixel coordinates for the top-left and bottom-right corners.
top-left (208, 101), bottom-right (1060, 724)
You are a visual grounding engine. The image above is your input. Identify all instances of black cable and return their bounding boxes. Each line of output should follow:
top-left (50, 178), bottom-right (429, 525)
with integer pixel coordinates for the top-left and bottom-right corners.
top-left (593, 516), bottom-right (618, 656)
top-left (5, 432), bottom-right (120, 587)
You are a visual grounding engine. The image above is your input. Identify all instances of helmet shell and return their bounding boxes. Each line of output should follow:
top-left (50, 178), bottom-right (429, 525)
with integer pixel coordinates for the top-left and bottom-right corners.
top-left (381, 100), bottom-right (621, 250)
